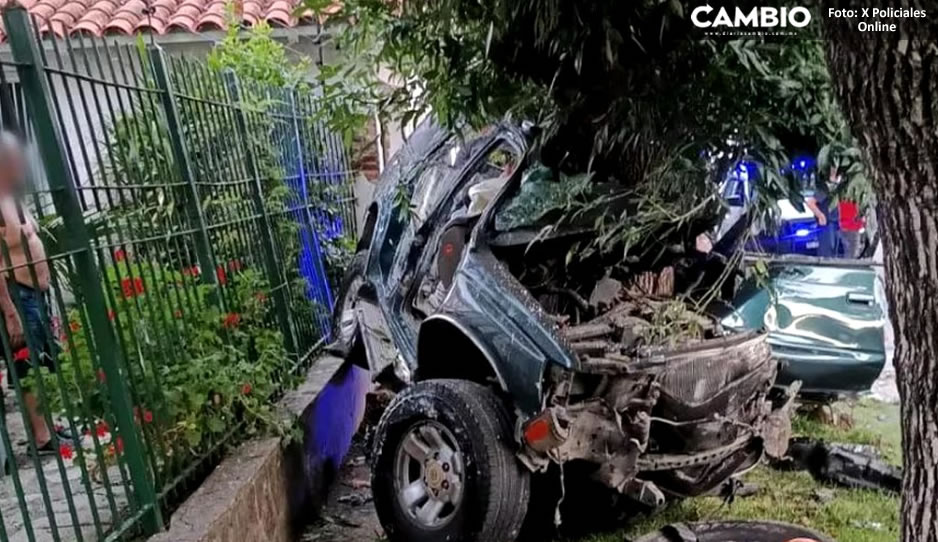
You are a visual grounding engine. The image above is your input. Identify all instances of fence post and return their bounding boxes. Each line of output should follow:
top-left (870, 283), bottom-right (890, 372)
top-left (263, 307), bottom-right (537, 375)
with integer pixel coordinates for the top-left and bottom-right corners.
top-left (223, 71), bottom-right (299, 359)
top-left (2, 6), bottom-right (164, 534)
top-left (147, 46), bottom-right (221, 295)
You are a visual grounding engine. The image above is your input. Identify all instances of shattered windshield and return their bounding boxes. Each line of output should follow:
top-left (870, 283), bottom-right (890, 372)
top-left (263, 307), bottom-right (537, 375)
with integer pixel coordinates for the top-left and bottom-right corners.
top-left (494, 164), bottom-right (593, 232)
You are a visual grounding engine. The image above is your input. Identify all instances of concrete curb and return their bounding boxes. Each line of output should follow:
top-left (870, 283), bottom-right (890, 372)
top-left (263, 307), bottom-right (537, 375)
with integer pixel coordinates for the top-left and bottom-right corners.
top-left (150, 355), bottom-right (371, 542)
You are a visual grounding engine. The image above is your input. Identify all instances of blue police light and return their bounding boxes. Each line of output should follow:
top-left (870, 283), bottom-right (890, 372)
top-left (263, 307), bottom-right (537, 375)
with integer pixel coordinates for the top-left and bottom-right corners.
top-left (791, 156), bottom-right (815, 172)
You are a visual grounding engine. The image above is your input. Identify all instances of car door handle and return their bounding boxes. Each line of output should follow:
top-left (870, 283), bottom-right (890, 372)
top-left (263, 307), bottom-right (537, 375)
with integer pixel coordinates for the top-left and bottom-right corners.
top-left (846, 292), bottom-right (875, 305)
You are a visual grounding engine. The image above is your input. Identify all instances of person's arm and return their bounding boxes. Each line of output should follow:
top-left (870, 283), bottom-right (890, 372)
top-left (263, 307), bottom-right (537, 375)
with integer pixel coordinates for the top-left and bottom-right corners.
top-left (0, 201), bottom-right (23, 348)
top-left (805, 196), bottom-right (828, 226)
top-left (0, 277), bottom-right (24, 349)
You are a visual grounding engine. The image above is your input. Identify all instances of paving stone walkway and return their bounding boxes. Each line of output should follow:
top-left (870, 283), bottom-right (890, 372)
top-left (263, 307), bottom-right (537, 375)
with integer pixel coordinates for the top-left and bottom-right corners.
top-left (0, 382), bottom-right (128, 542)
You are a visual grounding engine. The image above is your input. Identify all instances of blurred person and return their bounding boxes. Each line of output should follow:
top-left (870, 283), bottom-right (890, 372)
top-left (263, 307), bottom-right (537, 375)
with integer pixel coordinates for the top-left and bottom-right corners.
top-left (838, 198), bottom-right (864, 258)
top-left (0, 131), bottom-right (59, 454)
top-left (806, 168), bottom-right (840, 257)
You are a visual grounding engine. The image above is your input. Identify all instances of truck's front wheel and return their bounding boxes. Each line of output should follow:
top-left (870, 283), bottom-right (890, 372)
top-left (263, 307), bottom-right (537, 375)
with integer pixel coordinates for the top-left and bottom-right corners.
top-left (371, 380), bottom-right (530, 542)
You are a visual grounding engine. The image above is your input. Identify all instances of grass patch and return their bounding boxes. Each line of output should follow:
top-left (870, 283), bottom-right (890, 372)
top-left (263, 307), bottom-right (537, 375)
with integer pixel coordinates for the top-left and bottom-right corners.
top-left (570, 400), bottom-right (901, 542)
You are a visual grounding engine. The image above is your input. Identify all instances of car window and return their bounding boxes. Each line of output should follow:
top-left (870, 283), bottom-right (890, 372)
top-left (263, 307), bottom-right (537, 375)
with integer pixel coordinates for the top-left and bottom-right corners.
top-left (410, 140), bottom-right (522, 317)
top-left (378, 137), bottom-right (476, 279)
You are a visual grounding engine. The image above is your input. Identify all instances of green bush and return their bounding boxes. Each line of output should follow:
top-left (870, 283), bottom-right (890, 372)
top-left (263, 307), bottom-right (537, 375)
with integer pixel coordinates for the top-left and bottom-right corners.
top-left (35, 257), bottom-right (288, 462)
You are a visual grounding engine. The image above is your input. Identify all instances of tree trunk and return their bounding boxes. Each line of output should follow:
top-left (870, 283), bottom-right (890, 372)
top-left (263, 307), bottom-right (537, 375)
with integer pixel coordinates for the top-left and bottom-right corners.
top-left (824, 10), bottom-right (938, 541)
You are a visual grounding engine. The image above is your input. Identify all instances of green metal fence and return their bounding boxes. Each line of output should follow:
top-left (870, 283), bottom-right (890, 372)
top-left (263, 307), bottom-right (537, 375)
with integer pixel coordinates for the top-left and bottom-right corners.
top-left (0, 6), bottom-right (357, 541)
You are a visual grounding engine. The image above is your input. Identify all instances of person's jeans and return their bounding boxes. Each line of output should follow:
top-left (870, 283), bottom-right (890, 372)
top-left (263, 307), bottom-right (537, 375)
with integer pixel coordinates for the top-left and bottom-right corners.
top-left (841, 230), bottom-right (861, 259)
top-left (818, 223), bottom-right (837, 257)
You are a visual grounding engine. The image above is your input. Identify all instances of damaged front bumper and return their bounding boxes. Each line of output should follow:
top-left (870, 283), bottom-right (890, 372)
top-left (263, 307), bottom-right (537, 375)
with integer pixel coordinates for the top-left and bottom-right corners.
top-left (518, 331), bottom-right (796, 506)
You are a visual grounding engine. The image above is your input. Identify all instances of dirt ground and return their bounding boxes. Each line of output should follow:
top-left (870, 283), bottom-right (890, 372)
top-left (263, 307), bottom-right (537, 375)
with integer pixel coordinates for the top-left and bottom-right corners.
top-left (299, 439), bottom-right (382, 542)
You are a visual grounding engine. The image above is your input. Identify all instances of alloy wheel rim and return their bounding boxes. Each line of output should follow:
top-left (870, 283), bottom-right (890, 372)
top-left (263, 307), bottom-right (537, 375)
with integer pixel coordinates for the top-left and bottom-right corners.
top-left (393, 420), bottom-right (465, 528)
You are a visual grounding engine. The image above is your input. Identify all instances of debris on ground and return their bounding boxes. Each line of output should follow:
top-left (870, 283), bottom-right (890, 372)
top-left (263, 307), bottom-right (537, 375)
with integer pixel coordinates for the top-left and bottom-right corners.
top-left (628, 520), bottom-right (836, 542)
top-left (812, 488), bottom-right (836, 504)
top-left (774, 438), bottom-right (901, 494)
top-left (851, 520), bottom-right (885, 532)
top-left (302, 439), bottom-right (382, 542)
top-left (799, 403), bottom-right (855, 430)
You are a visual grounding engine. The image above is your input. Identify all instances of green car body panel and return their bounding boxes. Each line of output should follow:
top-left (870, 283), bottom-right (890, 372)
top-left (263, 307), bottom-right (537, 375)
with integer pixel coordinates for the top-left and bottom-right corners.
top-left (723, 260), bottom-right (886, 396)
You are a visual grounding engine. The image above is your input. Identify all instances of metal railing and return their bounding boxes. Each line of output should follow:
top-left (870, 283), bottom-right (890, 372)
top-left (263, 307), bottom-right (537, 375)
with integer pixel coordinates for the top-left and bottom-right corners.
top-left (0, 6), bottom-right (357, 541)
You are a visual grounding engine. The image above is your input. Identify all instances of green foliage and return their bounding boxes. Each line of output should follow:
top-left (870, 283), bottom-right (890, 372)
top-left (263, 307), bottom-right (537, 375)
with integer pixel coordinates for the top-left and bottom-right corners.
top-left (35, 260), bottom-right (289, 458)
top-left (207, 3), bottom-right (311, 89)
top-left (302, 0), bottom-right (873, 248)
top-left (29, 4), bottom-right (357, 473)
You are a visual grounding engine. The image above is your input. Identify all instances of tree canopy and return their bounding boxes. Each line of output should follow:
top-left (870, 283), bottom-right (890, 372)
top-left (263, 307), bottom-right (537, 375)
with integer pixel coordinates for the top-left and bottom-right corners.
top-left (301, 0), bottom-right (872, 263)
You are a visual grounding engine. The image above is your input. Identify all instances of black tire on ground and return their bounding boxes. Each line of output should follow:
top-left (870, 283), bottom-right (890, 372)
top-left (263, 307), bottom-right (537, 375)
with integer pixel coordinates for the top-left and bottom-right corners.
top-left (634, 520), bottom-right (836, 542)
top-left (371, 379), bottom-right (531, 542)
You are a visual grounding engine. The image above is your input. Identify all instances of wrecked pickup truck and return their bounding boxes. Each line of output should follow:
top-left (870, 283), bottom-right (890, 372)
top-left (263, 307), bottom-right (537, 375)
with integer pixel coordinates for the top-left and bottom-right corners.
top-left (331, 120), bottom-right (795, 542)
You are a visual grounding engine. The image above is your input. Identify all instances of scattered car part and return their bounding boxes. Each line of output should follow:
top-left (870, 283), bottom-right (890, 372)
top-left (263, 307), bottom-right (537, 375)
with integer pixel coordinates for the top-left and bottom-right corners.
top-left (631, 520), bottom-right (835, 542)
top-left (777, 438), bottom-right (901, 494)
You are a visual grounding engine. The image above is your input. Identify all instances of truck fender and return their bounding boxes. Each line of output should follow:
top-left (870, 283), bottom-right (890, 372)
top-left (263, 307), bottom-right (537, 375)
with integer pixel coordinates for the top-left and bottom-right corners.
top-left (417, 314), bottom-right (508, 392)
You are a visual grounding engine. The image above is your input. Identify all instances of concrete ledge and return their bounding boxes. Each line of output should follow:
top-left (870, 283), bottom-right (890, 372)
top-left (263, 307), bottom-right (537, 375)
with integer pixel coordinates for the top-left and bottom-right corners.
top-left (151, 355), bottom-right (371, 542)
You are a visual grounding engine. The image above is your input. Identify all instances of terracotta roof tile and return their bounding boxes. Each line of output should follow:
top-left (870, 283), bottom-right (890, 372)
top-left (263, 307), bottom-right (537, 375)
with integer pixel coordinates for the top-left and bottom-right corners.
top-left (0, 0), bottom-right (319, 43)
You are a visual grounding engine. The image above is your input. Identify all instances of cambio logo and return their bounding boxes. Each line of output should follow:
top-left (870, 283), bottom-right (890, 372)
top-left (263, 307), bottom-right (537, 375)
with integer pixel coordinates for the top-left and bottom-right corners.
top-left (691, 4), bottom-right (812, 29)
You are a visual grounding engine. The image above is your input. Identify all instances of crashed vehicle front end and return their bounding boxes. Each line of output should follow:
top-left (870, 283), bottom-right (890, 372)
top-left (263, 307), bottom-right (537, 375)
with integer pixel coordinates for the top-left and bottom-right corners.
top-left (439, 165), bottom-right (798, 504)
top-left (345, 123), bottom-right (798, 541)
top-left (521, 331), bottom-right (795, 503)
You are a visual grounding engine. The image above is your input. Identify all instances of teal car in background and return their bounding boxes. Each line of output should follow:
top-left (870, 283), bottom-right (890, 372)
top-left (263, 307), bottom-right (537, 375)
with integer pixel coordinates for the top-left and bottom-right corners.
top-left (722, 256), bottom-right (886, 398)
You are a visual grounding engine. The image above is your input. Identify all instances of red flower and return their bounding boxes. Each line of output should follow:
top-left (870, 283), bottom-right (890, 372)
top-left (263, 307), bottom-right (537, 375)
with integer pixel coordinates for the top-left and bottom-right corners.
top-left (115, 436), bottom-right (124, 454)
top-left (222, 313), bottom-right (240, 329)
top-left (59, 444), bottom-right (73, 460)
top-left (107, 310), bottom-right (116, 321)
top-left (96, 420), bottom-right (109, 437)
top-left (228, 259), bottom-right (243, 272)
top-left (97, 369), bottom-right (106, 383)
top-left (69, 320), bottom-right (80, 332)
top-left (182, 266), bottom-right (201, 278)
top-left (173, 309), bottom-right (183, 319)
top-left (114, 249), bottom-right (126, 262)
top-left (133, 277), bottom-right (145, 295)
top-left (216, 266), bottom-right (228, 285)
top-left (241, 382), bottom-right (252, 395)
top-left (121, 278), bottom-right (134, 298)
top-left (143, 410), bottom-right (153, 424)
top-left (13, 348), bottom-right (29, 362)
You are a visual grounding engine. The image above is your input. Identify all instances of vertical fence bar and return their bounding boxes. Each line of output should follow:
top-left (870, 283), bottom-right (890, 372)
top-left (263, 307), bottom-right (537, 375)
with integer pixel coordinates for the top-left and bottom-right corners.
top-left (147, 46), bottom-right (220, 295)
top-left (2, 6), bottom-right (164, 535)
top-left (223, 70), bottom-right (299, 360)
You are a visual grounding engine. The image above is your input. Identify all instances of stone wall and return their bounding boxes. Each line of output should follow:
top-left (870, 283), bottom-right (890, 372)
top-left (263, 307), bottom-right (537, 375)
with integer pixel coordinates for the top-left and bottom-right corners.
top-left (150, 355), bottom-right (371, 542)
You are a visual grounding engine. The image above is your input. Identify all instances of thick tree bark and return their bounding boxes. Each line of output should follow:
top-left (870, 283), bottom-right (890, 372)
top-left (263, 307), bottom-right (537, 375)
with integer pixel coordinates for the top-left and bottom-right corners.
top-left (824, 7), bottom-right (938, 541)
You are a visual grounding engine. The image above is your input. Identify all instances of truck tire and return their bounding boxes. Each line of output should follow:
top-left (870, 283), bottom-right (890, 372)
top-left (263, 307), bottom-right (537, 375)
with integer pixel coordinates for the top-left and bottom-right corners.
top-left (633, 520), bottom-right (835, 542)
top-left (371, 379), bottom-right (530, 542)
